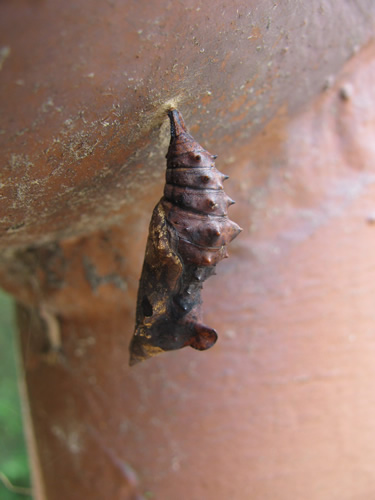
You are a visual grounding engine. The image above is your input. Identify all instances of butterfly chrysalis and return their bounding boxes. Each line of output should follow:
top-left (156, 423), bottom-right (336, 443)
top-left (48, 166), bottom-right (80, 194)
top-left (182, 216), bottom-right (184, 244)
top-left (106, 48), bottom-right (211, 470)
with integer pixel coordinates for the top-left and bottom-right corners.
top-left (129, 109), bottom-right (241, 365)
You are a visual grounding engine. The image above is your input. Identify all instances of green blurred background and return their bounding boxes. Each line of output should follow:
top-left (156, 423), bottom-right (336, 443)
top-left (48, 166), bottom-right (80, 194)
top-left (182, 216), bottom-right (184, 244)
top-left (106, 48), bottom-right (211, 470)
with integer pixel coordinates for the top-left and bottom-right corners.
top-left (0, 289), bottom-right (32, 499)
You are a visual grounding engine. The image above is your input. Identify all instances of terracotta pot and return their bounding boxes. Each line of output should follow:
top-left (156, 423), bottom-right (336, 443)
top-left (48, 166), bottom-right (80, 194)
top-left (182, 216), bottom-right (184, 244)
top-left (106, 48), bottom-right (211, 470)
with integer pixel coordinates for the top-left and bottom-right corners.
top-left (1, 1), bottom-right (375, 499)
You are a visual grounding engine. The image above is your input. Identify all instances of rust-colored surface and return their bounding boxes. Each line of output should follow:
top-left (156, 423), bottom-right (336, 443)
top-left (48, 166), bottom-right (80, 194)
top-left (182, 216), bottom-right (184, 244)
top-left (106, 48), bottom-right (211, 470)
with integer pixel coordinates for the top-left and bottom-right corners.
top-left (1, 41), bottom-right (375, 499)
top-left (0, 0), bottom-right (374, 249)
top-left (1, 1), bottom-right (375, 499)
top-left (130, 110), bottom-right (241, 365)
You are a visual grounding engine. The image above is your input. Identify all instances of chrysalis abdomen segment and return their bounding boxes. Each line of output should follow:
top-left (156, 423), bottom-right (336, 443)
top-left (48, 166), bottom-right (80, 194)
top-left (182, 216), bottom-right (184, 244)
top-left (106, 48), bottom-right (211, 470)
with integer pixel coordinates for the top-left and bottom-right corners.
top-left (165, 168), bottom-right (226, 190)
top-left (164, 185), bottom-right (233, 215)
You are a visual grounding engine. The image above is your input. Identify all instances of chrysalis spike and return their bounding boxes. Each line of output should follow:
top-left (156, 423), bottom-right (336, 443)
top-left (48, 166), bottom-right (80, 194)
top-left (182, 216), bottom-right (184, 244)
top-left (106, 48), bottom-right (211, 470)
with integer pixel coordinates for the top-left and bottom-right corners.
top-left (168, 108), bottom-right (188, 138)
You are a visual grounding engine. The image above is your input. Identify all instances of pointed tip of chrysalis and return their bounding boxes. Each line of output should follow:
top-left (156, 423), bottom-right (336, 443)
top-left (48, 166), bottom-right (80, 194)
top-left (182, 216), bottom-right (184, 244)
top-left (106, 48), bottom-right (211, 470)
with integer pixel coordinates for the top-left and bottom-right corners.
top-left (167, 109), bottom-right (188, 139)
top-left (129, 353), bottom-right (142, 367)
top-left (129, 335), bottom-right (164, 366)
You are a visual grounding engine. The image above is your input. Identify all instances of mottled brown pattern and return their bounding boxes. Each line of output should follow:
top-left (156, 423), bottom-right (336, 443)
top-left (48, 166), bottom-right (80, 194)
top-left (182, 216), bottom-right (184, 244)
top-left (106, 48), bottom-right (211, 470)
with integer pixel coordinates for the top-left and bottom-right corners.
top-left (129, 110), bottom-right (241, 365)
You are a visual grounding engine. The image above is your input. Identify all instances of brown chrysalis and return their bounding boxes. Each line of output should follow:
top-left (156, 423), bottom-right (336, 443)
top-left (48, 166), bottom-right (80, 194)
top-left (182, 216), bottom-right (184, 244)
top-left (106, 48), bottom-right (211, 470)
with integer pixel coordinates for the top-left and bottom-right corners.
top-left (129, 109), bottom-right (241, 365)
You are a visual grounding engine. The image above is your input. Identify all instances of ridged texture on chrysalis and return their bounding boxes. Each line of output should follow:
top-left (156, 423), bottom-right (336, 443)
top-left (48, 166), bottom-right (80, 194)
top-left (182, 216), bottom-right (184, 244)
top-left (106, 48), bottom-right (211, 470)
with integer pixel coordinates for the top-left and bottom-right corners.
top-left (129, 109), bottom-right (241, 365)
